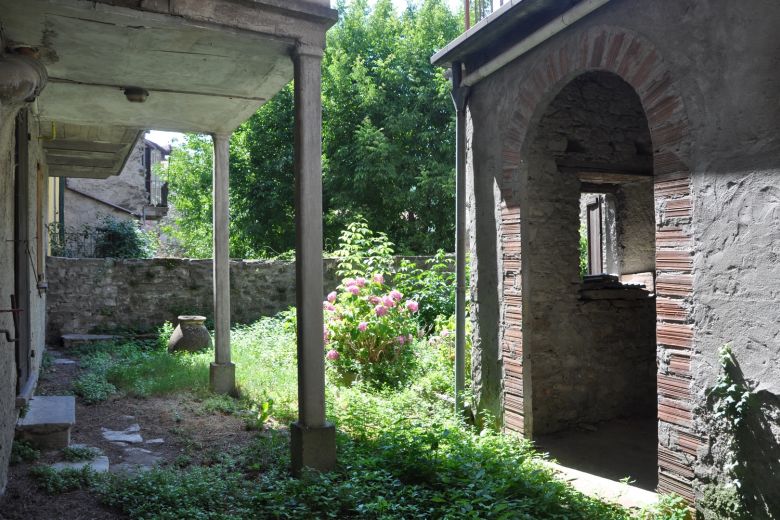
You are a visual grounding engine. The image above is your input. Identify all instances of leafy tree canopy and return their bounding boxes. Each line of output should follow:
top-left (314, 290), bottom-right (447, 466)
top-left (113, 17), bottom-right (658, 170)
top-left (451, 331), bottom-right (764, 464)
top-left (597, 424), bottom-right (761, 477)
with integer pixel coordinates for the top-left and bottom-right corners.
top-left (161, 0), bottom-right (461, 258)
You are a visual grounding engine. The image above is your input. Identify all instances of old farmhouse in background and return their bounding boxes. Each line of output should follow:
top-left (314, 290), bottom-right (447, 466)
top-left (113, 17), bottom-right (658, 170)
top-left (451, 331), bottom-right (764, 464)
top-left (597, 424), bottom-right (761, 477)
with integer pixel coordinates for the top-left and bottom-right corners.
top-left (434, 0), bottom-right (780, 515)
top-left (0, 0), bottom-right (337, 493)
top-left (63, 137), bottom-right (170, 234)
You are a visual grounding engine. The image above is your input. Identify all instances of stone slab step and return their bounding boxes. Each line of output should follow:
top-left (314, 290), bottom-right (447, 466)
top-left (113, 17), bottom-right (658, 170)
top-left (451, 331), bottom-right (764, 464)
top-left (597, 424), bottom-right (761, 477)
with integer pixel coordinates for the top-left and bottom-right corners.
top-left (16, 396), bottom-right (76, 449)
top-left (61, 333), bottom-right (121, 349)
top-left (61, 332), bottom-right (156, 349)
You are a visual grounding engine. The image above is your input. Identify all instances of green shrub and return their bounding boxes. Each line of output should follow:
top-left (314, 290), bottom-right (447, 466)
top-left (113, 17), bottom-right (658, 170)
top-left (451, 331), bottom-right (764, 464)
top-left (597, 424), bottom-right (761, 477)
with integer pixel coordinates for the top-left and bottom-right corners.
top-left (157, 320), bottom-right (174, 351)
top-left (579, 224), bottom-right (589, 278)
top-left (394, 250), bottom-right (456, 331)
top-left (332, 218), bottom-right (395, 281)
top-left (61, 446), bottom-right (100, 462)
top-left (29, 466), bottom-right (100, 494)
top-left (416, 314), bottom-right (471, 396)
top-left (73, 372), bottom-right (117, 404)
top-left (10, 440), bottom-right (40, 465)
top-left (93, 216), bottom-right (156, 258)
top-left (324, 275), bottom-right (419, 389)
top-left (638, 493), bottom-right (692, 519)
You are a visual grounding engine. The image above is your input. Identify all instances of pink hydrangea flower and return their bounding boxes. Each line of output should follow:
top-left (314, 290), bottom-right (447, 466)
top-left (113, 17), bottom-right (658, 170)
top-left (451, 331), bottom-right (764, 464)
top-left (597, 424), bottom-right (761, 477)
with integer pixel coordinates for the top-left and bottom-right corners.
top-left (355, 277), bottom-right (367, 287)
top-left (323, 301), bottom-right (336, 312)
top-left (323, 326), bottom-right (329, 343)
top-left (381, 295), bottom-right (396, 308)
top-left (358, 321), bottom-right (368, 332)
top-left (327, 291), bottom-right (337, 303)
top-left (390, 289), bottom-right (403, 301)
top-left (405, 300), bottom-right (419, 313)
top-left (347, 285), bottom-right (360, 296)
top-left (440, 329), bottom-right (450, 337)
top-left (343, 278), bottom-right (356, 287)
top-left (368, 295), bottom-right (381, 305)
top-left (373, 273), bottom-right (385, 284)
top-left (326, 349), bottom-right (340, 361)
top-left (397, 335), bottom-right (406, 345)
top-left (374, 305), bottom-right (388, 317)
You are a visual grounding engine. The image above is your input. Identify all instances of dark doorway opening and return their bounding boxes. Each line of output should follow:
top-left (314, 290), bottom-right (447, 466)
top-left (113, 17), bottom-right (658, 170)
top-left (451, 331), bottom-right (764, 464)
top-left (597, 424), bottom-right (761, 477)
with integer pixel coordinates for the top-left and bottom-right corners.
top-left (521, 71), bottom-right (657, 491)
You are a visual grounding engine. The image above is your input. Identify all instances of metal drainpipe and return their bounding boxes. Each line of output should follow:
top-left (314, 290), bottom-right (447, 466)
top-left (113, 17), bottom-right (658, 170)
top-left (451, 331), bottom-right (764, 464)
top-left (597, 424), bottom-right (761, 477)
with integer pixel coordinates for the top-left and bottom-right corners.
top-left (58, 177), bottom-right (65, 246)
top-left (451, 62), bottom-right (470, 414)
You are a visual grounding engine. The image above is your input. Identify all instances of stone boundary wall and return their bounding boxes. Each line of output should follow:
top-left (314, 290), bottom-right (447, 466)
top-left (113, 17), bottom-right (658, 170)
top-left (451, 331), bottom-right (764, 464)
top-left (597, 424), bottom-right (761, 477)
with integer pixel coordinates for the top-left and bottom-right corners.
top-left (45, 255), bottom-right (438, 344)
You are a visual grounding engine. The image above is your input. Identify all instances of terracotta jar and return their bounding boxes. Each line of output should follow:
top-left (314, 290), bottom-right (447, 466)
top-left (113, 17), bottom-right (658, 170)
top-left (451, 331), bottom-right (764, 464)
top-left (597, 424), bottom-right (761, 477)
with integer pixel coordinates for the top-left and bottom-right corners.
top-left (167, 315), bottom-right (212, 353)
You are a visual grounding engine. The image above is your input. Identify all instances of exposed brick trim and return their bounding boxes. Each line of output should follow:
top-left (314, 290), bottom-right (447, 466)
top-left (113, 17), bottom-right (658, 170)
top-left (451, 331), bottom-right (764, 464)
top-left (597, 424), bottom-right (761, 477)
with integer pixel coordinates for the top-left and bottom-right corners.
top-left (494, 25), bottom-right (703, 503)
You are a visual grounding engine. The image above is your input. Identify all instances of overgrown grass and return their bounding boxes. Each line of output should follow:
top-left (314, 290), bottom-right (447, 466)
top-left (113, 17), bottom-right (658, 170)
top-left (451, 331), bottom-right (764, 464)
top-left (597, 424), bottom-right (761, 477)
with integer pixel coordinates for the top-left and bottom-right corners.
top-left (58, 314), bottom-right (686, 519)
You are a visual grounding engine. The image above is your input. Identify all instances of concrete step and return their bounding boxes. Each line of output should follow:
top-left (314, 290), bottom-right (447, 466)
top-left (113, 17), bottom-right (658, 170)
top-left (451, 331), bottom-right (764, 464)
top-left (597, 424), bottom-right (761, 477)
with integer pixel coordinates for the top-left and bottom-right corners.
top-left (61, 333), bottom-right (121, 349)
top-left (61, 332), bottom-right (156, 349)
top-left (16, 396), bottom-right (76, 449)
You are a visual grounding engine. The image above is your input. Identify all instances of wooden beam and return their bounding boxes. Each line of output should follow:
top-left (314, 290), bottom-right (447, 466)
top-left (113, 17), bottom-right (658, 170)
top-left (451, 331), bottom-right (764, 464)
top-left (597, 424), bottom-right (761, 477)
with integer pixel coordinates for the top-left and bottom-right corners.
top-left (575, 171), bottom-right (653, 184)
top-left (46, 155), bottom-right (117, 168)
top-left (580, 182), bottom-right (619, 194)
top-left (48, 165), bottom-right (117, 179)
top-left (44, 140), bottom-right (127, 153)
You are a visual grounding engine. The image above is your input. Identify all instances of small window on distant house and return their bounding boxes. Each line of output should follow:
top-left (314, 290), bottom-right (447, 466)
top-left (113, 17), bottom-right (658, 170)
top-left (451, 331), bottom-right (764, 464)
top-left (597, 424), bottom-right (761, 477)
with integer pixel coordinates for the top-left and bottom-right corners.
top-left (586, 198), bottom-right (603, 275)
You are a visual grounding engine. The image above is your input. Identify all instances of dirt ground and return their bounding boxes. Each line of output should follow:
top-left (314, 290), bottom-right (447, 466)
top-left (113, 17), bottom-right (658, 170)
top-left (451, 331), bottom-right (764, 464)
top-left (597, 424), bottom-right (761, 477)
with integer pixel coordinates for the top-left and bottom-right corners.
top-left (0, 348), bottom-right (260, 520)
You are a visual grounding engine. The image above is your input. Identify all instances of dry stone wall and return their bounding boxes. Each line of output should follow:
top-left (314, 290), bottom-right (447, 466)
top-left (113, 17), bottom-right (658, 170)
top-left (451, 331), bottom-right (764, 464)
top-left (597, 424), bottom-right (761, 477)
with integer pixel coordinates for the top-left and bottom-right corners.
top-left (45, 256), bottom-right (435, 344)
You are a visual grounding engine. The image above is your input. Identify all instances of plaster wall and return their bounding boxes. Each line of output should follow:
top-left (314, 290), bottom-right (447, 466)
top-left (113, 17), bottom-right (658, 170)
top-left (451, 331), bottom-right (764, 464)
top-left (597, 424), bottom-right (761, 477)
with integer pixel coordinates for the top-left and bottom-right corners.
top-left (22, 116), bottom-right (49, 389)
top-left (0, 107), bottom-right (18, 496)
top-left (0, 106), bottom-right (48, 494)
top-left (617, 179), bottom-right (654, 275)
top-left (65, 138), bottom-right (149, 228)
top-left (464, 0), bottom-right (780, 510)
top-left (63, 189), bottom-right (135, 230)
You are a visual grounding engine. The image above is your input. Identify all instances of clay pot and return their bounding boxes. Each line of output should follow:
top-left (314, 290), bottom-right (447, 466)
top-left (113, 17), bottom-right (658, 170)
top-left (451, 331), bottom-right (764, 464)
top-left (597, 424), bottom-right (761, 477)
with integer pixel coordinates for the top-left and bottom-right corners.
top-left (168, 315), bottom-right (212, 353)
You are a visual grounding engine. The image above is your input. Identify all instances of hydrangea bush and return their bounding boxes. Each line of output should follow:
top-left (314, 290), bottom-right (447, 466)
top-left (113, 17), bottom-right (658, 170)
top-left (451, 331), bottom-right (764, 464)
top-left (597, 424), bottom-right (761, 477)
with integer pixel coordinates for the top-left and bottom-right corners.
top-left (324, 274), bottom-right (420, 388)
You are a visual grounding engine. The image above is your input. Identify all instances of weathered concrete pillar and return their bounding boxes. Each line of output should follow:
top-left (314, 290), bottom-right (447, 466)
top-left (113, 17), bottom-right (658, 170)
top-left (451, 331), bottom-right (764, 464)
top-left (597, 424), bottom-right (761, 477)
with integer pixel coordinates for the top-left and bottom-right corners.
top-left (210, 133), bottom-right (236, 395)
top-left (290, 43), bottom-right (336, 475)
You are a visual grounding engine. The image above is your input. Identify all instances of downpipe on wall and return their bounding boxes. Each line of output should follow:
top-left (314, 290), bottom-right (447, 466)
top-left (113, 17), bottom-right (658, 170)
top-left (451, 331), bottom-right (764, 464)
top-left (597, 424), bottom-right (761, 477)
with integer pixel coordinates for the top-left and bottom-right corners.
top-left (451, 62), bottom-right (470, 415)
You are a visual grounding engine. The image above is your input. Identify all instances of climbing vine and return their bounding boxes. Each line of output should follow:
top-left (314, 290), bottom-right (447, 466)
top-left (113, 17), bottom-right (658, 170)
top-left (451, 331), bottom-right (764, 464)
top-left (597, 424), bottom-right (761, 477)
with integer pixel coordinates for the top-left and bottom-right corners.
top-left (700, 344), bottom-right (754, 519)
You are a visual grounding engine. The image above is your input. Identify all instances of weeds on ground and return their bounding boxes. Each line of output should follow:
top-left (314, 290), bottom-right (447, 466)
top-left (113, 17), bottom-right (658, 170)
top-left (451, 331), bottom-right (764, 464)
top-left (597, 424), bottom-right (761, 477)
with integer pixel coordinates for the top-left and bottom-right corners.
top-left (62, 316), bottom-right (685, 519)
top-left (61, 446), bottom-right (100, 462)
top-left (29, 466), bottom-right (99, 494)
top-left (10, 440), bottom-right (40, 465)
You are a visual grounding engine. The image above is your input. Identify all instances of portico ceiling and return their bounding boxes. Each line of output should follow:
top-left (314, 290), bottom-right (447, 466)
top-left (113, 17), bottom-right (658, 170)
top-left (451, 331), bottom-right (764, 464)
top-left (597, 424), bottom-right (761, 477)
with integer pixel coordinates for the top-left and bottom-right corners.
top-left (1, 0), bottom-right (334, 177)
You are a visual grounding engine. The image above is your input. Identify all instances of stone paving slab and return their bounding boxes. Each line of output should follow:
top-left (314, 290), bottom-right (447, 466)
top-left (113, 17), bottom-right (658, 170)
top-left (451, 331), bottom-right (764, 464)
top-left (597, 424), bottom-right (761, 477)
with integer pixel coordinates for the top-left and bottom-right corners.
top-left (545, 461), bottom-right (658, 509)
top-left (17, 396), bottom-right (76, 432)
top-left (51, 456), bottom-right (110, 473)
top-left (16, 396), bottom-right (76, 449)
top-left (101, 424), bottom-right (143, 444)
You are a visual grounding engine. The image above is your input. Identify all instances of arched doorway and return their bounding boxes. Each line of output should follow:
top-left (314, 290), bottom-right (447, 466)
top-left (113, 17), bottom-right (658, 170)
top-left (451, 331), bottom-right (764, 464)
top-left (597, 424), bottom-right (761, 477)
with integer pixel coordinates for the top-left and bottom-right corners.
top-left (521, 71), bottom-right (657, 490)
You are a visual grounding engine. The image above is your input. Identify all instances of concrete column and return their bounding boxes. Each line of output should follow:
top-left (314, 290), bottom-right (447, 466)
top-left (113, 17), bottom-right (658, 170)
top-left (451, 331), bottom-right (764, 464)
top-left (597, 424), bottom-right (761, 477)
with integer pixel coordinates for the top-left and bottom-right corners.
top-left (210, 133), bottom-right (236, 395)
top-left (290, 43), bottom-right (336, 475)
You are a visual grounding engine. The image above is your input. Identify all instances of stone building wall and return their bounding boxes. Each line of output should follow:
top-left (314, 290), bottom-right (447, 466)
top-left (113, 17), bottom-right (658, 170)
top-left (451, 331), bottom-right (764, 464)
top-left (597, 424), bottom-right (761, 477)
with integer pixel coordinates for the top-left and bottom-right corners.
top-left (0, 107), bottom-right (49, 493)
top-left (464, 0), bottom-right (780, 508)
top-left (45, 256), bottom-right (438, 344)
top-left (64, 138), bottom-right (149, 230)
top-left (0, 106), bottom-right (17, 498)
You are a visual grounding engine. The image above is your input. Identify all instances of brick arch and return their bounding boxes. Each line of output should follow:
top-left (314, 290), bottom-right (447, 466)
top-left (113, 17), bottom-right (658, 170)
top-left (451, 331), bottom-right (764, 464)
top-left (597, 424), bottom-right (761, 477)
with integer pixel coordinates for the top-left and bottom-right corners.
top-left (495, 26), bottom-right (700, 502)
